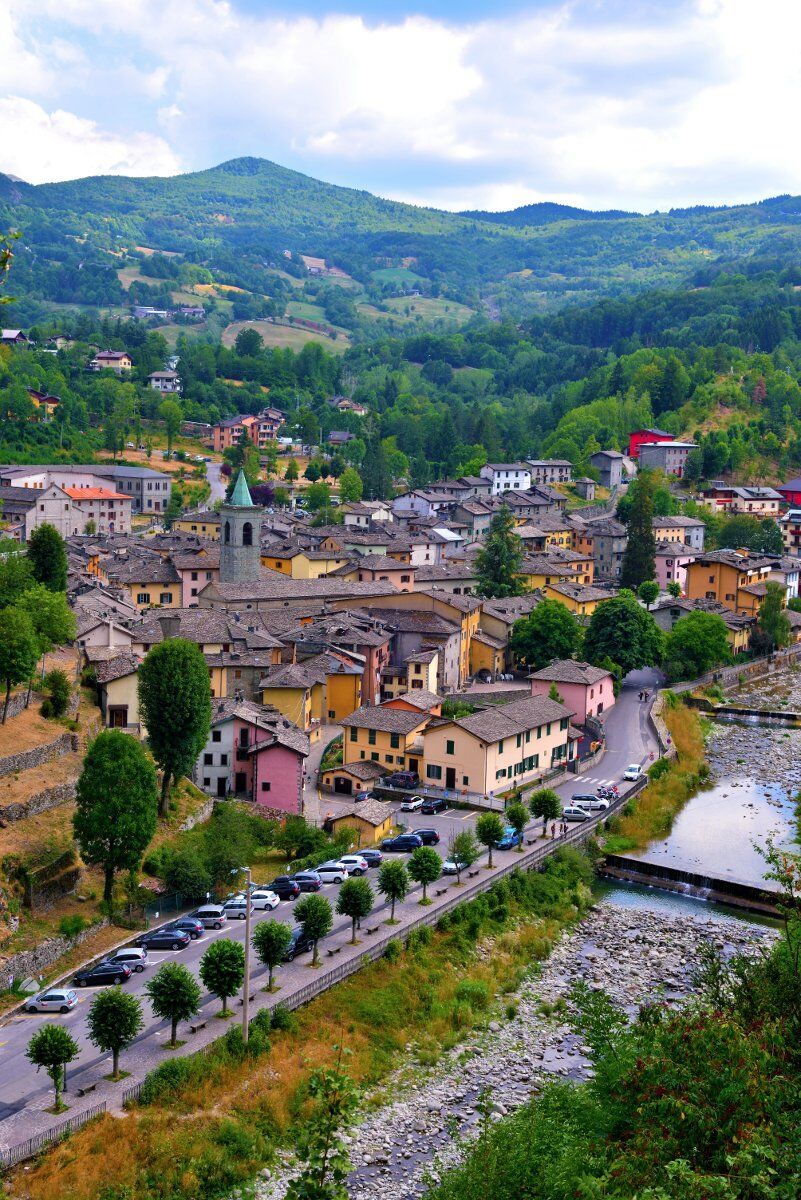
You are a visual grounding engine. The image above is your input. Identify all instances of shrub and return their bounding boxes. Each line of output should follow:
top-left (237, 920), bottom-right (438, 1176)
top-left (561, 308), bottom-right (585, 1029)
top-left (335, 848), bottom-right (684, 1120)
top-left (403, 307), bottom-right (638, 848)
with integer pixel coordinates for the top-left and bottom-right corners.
top-left (455, 979), bottom-right (491, 1011)
top-left (270, 1003), bottom-right (296, 1032)
top-left (58, 914), bottom-right (87, 940)
top-left (39, 699), bottom-right (53, 718)
top-left (647, 758), bottom-right (670, 781)
top-left (138, 1057), bottom-right (194, 1104)
top-left (44, 669), bottom-right (71, 717)
top-left (406, 925), bottom-right (433, 952)
top-left (384, 938), bottom-right (402, 963)
top-left (164, 849), bottom-right (212, 902)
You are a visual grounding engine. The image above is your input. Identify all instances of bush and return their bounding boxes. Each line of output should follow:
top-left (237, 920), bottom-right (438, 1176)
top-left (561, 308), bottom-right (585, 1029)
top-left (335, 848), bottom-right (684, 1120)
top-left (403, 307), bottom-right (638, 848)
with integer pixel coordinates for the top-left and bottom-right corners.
top-left (270, 1003), bottom-right (296, 1032)
top-left (454, 979), bottom-right (491, 1011)
top-left (647, 757), bottom-right (670, 781)
top-left (138, 1057), bottom-right (194, 1104)
top-left (406, 925), bottom-right (433, 952)
top-left (384, 938), bottom-right (402, 963)
top-left (39, 698), bottom-right (53, 718)
top-left (164, 849), bottom-right (212, 902)
top-left (44, 669), bottom-right (71, 717)
top-left (59, 914), bottom-right (87, 940)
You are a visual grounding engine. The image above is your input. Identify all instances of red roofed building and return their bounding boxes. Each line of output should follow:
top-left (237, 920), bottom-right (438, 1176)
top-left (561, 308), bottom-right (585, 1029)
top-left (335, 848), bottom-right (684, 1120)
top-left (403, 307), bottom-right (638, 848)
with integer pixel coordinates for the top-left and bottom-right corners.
top-left (627, 427), bottom-right (673, 459)
top-left (63, 486), bottom-right (132, 534)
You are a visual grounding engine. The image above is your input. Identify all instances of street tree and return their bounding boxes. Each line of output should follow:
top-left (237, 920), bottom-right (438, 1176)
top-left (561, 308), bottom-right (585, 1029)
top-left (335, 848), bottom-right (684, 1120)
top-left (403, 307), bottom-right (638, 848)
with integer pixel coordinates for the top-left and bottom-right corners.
top-left (529, 788), bottom-right (562, 834)
top-left (295, 893), bottom-right (334, 966)
top-left (199, 938), bottom-right (245, 1015)
top-left (145, 962), bottom-right (201, 1047)
top-left (757, 580), bottom-right (792, 652)
top-left (475, 811), bottom-right (505, 869)
top-left (26, 1025), bottom-right (79, 1111)
top-left (86, 988), bottom-right (143, 1079)
top-left (583, 591), bottom-right (664, 677)
top-left (663, 611), bottom-right (731, 682)
top-left (448, 830), bottom-right (480, 882)
top-left (510, 599), bottom-right (580, 669)
top-left (27, 523), bottom-right (67, 592)
top-left (505, 801), bottom-right (529, 850)
top-left (159, 398), bottom-right (183, 458)
top-left (304, 480), bottom-right (333, 513)
top-left (408, 845), bottom-right (441, 904)
top-left (475, 506), bottom-right (524, 599)
top-left (73, 730), bottom-right (158, 904)
top-left (138, 638), bottom-right (211, 816)
top-left (338, 467), bottom-right (363, 505)
top-left (253, 919), bottom-right (293, 991)
top-left (620, 471), bottom-right (657, 589)
top-left (336, 877), bottom-right (374, 942)
top-left (0, 606), bottom-right (39, 723)
top-left (377, 860), bottom-right (409, 922)
top-left (637, 580), bottom-right (660, 610)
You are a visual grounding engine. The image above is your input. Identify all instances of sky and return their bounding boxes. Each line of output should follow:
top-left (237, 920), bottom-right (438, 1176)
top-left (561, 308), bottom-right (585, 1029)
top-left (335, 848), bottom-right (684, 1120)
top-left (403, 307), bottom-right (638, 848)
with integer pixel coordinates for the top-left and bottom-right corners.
top-left (3, 0), bottom-right (801, 213)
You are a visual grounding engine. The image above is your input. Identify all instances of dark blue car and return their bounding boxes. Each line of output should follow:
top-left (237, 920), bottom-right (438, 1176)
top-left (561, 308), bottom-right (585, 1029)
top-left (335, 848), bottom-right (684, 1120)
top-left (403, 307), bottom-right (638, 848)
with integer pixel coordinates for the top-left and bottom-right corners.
top-left (495, 827), bottom-right (523, 851)
top-left (136, 928), bottom-right (192, 951)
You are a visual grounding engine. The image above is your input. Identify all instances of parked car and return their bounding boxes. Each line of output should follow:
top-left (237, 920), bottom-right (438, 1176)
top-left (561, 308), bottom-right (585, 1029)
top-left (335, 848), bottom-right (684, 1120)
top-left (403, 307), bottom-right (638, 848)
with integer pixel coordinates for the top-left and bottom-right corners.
top-left (381, 833), bottom-right (424, 852)
top-left (339, 854), bottom-right (369, 876)
top-left (192, 905), bottom-right (227, 929)
top-left (354, 790), bottom-right (375, 802)
top-left (316, 861), bottom-right (350, 884)
top-left (623, 763), bottom-right (644, 781)
top-left (400, 795), bottom-right (425, 812)
top-left (103, 947), bottom-right (148, 972)
top-left (574, 794), bottom-right (610, 812)
top-left (25, 988), bottom-right (78, 1014)
top-left (360, 848), bottom-right (383, 867)
top-left (136, 928), bottom-right (192, 951)
top-left (421, 797), bottom-right (447, 815)
top-left (268, 876), bottom-right (301, 900)
top-left (74, 961), bottom-right (133, 987)
top-left (562, 805), bottom-right (591, 822)
top-left (384, 771), bottom-right (420, 789)
top-left (223, 898), bottom-right (254, 920)
top-left (250, 889), bottom-right (281, 909)
top-left (283, 926), bottom-right (315, 961)
top-left (291, 872), bottom-right (323, 893)
top-left (442, 857), bottom-right (466, 875)
top-left (164, 917), bottom-right (204, 940)
top-left (496, 827), bottom-right (523, 850)
top-left (411, 828), bottom-right (440, 846)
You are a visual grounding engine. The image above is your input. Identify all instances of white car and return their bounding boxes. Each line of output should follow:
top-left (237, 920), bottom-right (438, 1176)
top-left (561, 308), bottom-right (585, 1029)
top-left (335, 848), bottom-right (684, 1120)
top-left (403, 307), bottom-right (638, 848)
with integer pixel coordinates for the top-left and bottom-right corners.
top-left (25, 988), bottom-right (78, 1014)
top-left (400, 795), bottom-right (425, 812)
top-left (623, 763), bottom-right (644, 781)
top-left (250, 889), bottom-right (281, 910)
top-left (441, 858), bottom-right (466, 875)
top-left (316, 861), bottom-right (350, 884)
top-left (339, 855), bottom-right (369, 876)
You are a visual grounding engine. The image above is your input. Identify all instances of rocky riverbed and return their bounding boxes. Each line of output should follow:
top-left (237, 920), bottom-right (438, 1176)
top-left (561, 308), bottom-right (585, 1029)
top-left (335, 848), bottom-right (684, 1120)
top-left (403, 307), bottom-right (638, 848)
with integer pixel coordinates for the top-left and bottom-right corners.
top-left (705, 669), bottom-right (801, 790)
top-left (253, 902), bottom-right (775, 1200)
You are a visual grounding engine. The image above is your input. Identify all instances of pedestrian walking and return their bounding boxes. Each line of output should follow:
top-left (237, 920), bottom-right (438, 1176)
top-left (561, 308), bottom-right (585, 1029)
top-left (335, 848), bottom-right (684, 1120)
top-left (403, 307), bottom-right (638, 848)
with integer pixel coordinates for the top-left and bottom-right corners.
top-left (550, 823), bottom-right (556, 839)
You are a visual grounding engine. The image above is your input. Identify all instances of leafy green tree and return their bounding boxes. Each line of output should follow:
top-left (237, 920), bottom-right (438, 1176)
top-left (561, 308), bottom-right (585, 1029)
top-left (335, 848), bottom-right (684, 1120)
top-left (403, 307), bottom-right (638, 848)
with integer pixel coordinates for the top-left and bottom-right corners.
top-left (718, 514), bottom-right (783, 555)
top-left (199, 938), bottom-right (245, 1015)
top-left (584, 591), bottom-right (664, 677)
top-left (26, 1025), bottom-right (79, 1111)
top-left (0, 606), bottom-right (39, 722)
top-left (304, 460), bottom-right (322, 483)
top-left (361, 435), bottom-right (393, 501)
top-left (529, 787), bottom-right (562, 833)
top-left (43, 668), bottom-right (71, 717)
top-left (234, 327), bottom-right (263, 357)
top-left (408, 845), bottom-right (442, 903)
top-left (253, 919), bottom-right (293, 990)
top-left (295, 893), bottom-right (334, 966)
top-left (377, 859), bottom-right (409, 922)
top-left (145, 962), bottom-right (201, 1047)
top-left (667, 581), bottom-right (682, 599)
top-left (27, 524), bottom-right (67, 592)
top-left (86, 988), bottom-right (143, 1079)
top-left (159, 399), bottom-right (183, 458)
top-left (285, 1052), bottom-right (359, 1200)
top-left (163, 849), bottom-right (212, 901)
top-left (304, 480), bottom-right (333, 513)
top-left (505, 801), bottom-right (529, 850)
top-left (138, 638), bottom-right (211, 816)
top-left (73, 730), bottom-right (158, 904)
top-left (476, 506), bottom-right (524, 599)
top-left (663, 611), bottom-right (731, 682)
top-left (284, 457), bottom-right (299, 482)
top-left (620, 471), bottom-right (657, 589)
top-left (510, 599), bottom-right (580, 669)
top-left (336, 877), bottom-right (374, 942)
top-left (18, 584), bottom-right (76, 679)
top-left (637, 580), bottom-right (660, 610)
top-left (338, 467), bottom-right (363, 505)
top-left (0, 546), bottom-right (33, 608)
top-left (475, 811), bottom-right (505, 868)
top-left (757, 581), bottom-right (792, 652)
top-left (448, 830), bottom-right (480, 882)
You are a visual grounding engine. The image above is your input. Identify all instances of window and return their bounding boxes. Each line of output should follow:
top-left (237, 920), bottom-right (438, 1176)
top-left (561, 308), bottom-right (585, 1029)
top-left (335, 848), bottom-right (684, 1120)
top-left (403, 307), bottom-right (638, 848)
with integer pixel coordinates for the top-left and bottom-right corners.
top-left (537, 726), bottom-right (542, 738)
top-left (390, 733), bottom-right (400, 749)
top-left (427, 764), bottom-right (442, 780)
top-left (328, 710), bottom-right (335, 719)
top-left (137, 593), bottom-right (150, 605)
top-left (159, 592), bottom-right (172, 605)
top-left (203, 777), bottom-right (210, 787)
top-left (446, 739), bottom-right (454, 755)
top-left (224, 521), bottom-right (231, 544)
top-left (498, 739), bottom-right (504, 753)
top-left (191, 571), bottom-right (198, 581)
top-left (219, 754), bottom-right (228, 766)
top-left (242, 521), bottom-right (253, 546)
top-left (371, 752), bottom-right (379, 762)
top-left (261, 781), bottom-right (271, 792)
top-left (203, 753), bottom-right (213, 765)
top-left (560, 717), bottom-right (568, 730)
top-left (516, 733), bottom-right (522, 748)
top-left (368, 729), bottom-right (377, 745)
top-left (462, 775), bottom-right (469, 785)
top-left (212, 730), bottom-right (221, 743)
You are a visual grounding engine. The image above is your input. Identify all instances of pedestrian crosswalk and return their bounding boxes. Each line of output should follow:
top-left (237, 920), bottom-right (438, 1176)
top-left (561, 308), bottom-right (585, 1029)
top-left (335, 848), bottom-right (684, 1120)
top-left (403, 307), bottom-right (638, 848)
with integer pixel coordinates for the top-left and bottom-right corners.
top-left (574, 777), bottom-right (619, 785)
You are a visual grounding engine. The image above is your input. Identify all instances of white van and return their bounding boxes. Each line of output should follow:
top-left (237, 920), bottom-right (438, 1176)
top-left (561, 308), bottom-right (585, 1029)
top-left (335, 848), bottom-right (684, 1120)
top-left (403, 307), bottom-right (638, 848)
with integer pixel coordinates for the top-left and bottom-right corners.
top-left (192, 905), bottom-right (227, 929)
top-left (316, 861), bottom-right (350, 884)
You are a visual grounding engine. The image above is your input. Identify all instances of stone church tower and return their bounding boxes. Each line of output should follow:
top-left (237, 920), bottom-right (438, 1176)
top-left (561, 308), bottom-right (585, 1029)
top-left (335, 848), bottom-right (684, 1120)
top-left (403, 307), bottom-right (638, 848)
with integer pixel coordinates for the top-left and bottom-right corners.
top-left (219, 471), bottom-right (262, 583)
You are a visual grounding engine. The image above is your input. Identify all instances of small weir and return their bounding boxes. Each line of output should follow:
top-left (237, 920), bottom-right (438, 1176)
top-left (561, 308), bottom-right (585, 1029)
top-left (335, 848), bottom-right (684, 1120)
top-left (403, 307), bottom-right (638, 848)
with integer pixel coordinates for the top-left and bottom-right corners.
top-left (599, 855), bottom-right (781, 916)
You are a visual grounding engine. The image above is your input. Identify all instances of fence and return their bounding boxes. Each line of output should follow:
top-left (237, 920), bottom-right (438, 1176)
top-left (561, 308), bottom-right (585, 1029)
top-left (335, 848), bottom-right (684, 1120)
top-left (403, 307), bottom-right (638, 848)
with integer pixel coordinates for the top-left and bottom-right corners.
top-left (144, 892), bottom-right (183, 922)
top-left (0, 1101), bottom-right (107, 1169)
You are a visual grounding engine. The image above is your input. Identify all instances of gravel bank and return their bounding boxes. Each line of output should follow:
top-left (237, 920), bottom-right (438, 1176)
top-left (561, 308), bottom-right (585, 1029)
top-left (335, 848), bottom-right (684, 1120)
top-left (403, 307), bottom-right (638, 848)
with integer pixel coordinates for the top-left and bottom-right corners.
top-left (254, 902), bottom-right (775, 1200)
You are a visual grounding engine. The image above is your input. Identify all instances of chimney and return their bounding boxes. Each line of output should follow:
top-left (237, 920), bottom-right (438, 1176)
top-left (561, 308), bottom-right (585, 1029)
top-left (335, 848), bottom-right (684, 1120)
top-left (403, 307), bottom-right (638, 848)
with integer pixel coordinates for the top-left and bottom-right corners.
top-left (158, 614), bottom-right (181, 640)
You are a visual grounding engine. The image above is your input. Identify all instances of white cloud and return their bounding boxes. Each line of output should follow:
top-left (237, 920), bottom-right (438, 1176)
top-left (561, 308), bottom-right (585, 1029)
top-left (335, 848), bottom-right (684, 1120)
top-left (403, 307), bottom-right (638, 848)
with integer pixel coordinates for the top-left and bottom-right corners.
top-left (0, 96), bottom-right (182, 183)
top-left (4, 0), bottom-right (801, 209)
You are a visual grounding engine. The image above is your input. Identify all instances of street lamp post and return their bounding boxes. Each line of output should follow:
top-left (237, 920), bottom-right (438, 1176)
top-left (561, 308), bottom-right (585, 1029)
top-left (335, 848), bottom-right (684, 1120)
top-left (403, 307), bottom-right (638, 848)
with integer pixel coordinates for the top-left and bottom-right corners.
top-left (233, 866), bottom-right (253, 1045)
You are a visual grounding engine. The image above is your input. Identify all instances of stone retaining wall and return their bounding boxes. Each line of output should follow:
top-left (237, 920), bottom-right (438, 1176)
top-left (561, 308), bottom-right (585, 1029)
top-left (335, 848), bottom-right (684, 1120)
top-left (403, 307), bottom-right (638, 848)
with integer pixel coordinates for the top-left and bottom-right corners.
top-left (0, 732), bottom-right (78, 780)
top-left (649, 691), bottom-right (676, 760)
top-left (178, 796), bottom-right (216, 831)
top-left (0, 918), bottom-right (109, 990)
top-left (1, 781), bottom-right (77, 824)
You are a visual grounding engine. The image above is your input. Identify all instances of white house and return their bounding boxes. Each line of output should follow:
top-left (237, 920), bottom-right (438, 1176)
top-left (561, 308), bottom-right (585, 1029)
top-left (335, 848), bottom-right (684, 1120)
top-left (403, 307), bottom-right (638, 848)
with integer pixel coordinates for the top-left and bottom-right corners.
top-left (148, 370), bottom-right (181, 394)
top-left (480, 463), bottom-right (532, 495)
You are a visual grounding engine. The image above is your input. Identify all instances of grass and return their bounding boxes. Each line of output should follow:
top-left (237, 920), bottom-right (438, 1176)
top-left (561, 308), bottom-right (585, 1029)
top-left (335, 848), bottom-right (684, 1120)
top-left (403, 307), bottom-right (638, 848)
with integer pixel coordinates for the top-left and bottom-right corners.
top-left (370, 266), bottom-right (428, 285)
top-left (13, 851), bottom-right (593, 1200)
top-left (382, 295), bottom-right (475, 323)
top-left (602, 697), bottom-right (707, 854)
top-left (221, 319), bottom-right (349, 353)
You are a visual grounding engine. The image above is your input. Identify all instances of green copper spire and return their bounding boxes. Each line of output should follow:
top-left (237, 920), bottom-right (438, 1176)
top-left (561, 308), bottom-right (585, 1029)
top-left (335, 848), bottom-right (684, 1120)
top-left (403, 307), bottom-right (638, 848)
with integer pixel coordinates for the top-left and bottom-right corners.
top-left (229, 469), bottom-right (253, 507)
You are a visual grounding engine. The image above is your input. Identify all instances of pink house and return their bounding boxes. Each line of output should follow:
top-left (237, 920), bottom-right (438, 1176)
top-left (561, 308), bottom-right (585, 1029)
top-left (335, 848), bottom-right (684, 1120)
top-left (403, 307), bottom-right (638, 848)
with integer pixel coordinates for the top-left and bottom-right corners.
top-left (172, 550), bottom-right (220, 607)
top-left (195, 699), bottom-right (309, 814)
top-left (654, 541), bottom-right (694, 594)
top-left (529, 660), bottom-right (615, 722)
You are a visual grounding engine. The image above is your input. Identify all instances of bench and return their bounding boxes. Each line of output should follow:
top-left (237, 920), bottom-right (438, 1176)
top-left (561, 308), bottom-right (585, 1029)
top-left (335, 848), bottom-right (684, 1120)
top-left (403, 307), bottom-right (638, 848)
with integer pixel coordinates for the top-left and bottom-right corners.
top-left (365, 925), bottom-right (379, 935)
top-left (526, 838), bottom-right (535, 846)
top-left (189, 1020), bottom-right (207, 1033)
top-left (76, 1082), bottom-right (96, 1097)
top-left (326, 946), bottom-right (342, 958)
top-left (435, 887), bottom-right (449, 896)
top-left (468, 869), bottom-right (480, 878)
top-left (236, 994), bottom-right (256, 1007)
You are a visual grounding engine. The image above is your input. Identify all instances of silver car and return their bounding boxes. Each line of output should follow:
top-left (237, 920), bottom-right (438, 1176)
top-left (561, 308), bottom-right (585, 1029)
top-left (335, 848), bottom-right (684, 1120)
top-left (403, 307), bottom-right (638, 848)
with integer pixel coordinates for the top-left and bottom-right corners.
top-left (25, 988), bottom-right (78, 1014)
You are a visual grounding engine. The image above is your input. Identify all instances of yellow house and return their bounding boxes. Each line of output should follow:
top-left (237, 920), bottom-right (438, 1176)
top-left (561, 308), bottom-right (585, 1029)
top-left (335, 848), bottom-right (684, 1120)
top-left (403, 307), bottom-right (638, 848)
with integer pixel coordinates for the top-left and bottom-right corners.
top-left (543, 581), bottom-right (617, 617)
top-left (261, 547), bottom-right (353, 579)
top-left (104, 557), bottom-right (183, 610)
top-left (173, 514), bottom-right (221, 540)
top-left (327, 800), bottom-right (394, 845)
top-left (341, 704), bottom-right (430, 778)
top-left (685, 551), bottom-right (772, 615)
top-left (405, 649), bottom-right (439, 693)
top-left (422, 695), bottom-right (575, 795)
top-left (260, 652), bottom-right (363, 733)
top-left (360, 589), bottom-right (482, 689)
top-left (94, 653), bottom-right (142, 731)
top-left (469, 630), bottom-right (505, 677)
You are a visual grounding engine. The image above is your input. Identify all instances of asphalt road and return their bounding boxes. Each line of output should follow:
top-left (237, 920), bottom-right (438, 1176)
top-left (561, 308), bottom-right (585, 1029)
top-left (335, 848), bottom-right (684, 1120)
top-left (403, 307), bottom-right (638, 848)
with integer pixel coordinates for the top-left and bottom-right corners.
top-left (206, 460), bottom-right (226, 503)
top-left (0, 670), bottom-right (662, 1129)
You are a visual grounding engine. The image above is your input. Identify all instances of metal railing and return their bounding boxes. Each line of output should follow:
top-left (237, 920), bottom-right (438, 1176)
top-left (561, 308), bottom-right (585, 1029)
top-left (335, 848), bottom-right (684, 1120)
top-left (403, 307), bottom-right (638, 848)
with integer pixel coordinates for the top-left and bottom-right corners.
top-left (0, 1101), bottom-right (108, 1168)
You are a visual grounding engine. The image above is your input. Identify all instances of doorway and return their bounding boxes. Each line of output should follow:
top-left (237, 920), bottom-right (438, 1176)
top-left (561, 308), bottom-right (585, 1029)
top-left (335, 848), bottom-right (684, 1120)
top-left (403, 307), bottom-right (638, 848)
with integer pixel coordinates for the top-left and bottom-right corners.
top-left (446, 767), bottom-right (456, 789)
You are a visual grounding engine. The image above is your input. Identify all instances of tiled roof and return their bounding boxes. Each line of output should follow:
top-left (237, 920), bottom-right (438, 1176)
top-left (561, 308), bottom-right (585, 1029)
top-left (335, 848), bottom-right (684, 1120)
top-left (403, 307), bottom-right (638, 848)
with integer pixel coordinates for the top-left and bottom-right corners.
top-left (529, 659), bottom-right (612, 685)
top-left (451, 695), bottom-right (573, 742)
top-left (389, 689), bottom-right (441, 711)
top-left (93, 652), bottom-right (140, 683)
top-left (332, 798), bottom-right (393, 827)
top-left (340, 705), bottom-right (429, 733)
